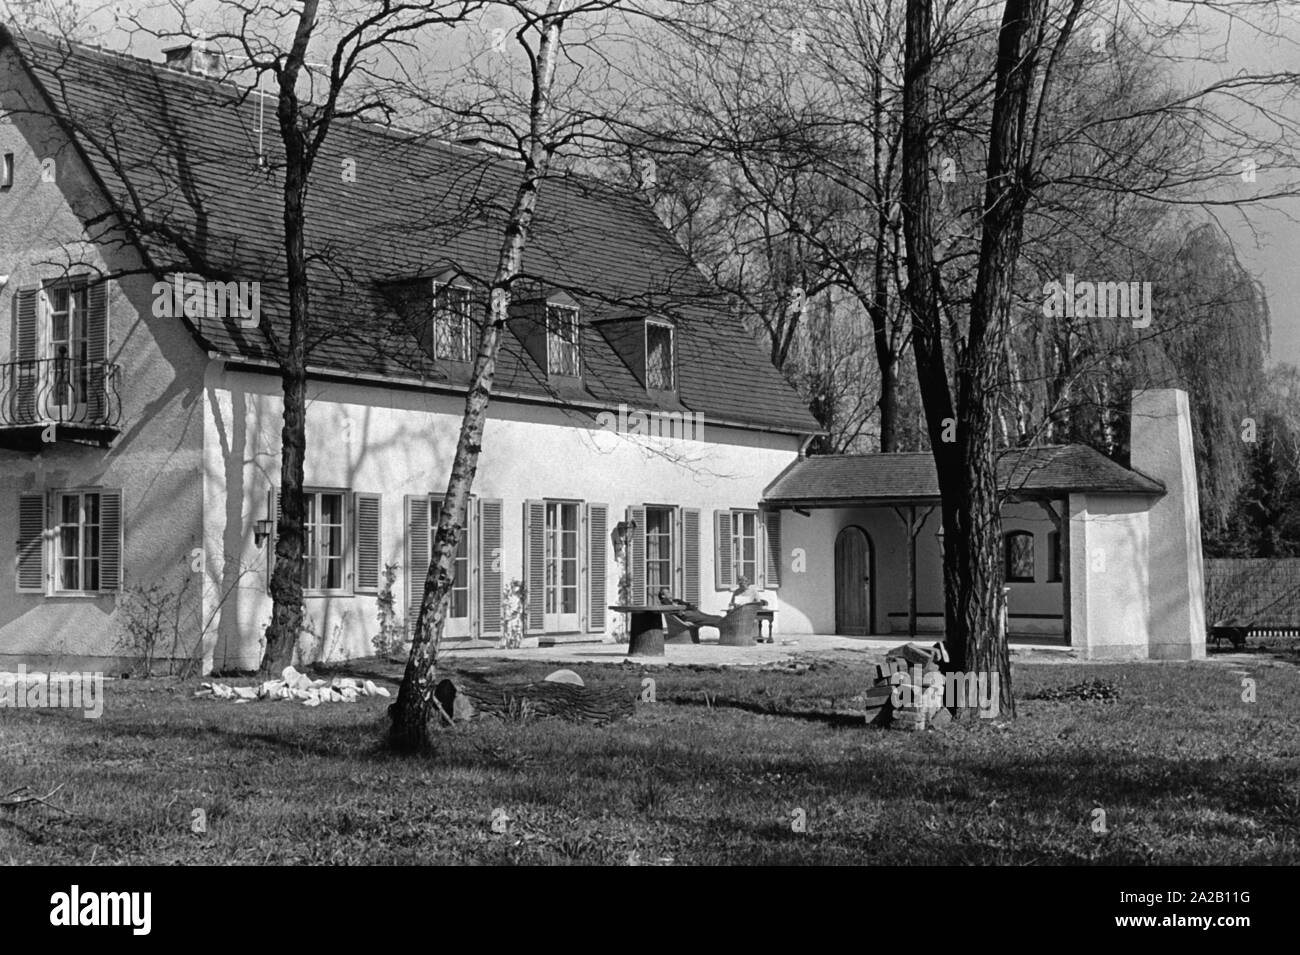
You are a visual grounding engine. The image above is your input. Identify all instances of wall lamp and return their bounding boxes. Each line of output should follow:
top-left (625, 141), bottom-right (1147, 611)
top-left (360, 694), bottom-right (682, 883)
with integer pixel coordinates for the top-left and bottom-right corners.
top-left (254, 518), bottom-right (275, 548)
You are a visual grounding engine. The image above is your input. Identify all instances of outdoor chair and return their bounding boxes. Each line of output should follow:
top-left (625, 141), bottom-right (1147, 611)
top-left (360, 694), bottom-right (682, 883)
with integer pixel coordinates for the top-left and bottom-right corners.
top-left (718, 602), bottom-right (761, 647)
top-left (664, 611), bottom-right (702, 645)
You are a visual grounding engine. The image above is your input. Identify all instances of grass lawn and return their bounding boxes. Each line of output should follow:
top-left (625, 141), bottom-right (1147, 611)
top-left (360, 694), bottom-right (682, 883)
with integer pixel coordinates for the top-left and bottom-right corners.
top-left (1, 648), bottom-right (1297, 864)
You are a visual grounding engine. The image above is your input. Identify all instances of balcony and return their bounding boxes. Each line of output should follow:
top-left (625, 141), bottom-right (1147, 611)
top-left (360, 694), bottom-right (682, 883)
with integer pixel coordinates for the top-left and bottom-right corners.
top-left (0, 359), bottom-right (123, 449)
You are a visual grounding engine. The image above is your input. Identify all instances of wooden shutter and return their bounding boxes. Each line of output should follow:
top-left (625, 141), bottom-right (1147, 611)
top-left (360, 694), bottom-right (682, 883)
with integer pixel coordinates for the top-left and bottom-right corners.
top-left (714, 510), bottom-right (733, 590)
top-left (523, 500), bottom-right (545, 632)
top-left (627, 505), bottom-right (646, 607)
top-left (16, 492), bottom-right (45, 593)
top-left (405, 495), bottom-right (430, 636)
top-left (98, 488), bottom-right (122, 591)
top-left (353, 493), bottom-right (381, 593)
top-left (762, 510), bottom-right (782, 589)
top-left (15, 287), bottom-right (38, 422)
top-left (586, 503), bottom-right (608, 633)
top-left (681, 508), bottom-right (701, 605)
top-left (478, 498), bottom-right (503, 637)
top-left (85, 280), bottom-right (108, 420)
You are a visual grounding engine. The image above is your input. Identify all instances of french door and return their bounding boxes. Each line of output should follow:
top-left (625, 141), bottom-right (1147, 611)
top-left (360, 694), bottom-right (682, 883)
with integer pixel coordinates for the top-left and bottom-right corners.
top-left (49, 284), bottom-right (90, 415)
top-left (544, 501), bottom-right (580, 632)
top-left (429, 500), bottom-right (472, 638)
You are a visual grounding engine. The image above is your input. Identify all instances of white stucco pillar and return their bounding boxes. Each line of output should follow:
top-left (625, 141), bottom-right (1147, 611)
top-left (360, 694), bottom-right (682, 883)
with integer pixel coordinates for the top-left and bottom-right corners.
top-left (1130, 389), bottom-right (1206, 661)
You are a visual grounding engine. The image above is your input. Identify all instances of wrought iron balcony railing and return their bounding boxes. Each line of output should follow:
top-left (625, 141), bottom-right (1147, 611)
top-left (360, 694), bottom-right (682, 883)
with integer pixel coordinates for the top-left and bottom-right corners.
top-left (0, 358), bottom-right (123, 431)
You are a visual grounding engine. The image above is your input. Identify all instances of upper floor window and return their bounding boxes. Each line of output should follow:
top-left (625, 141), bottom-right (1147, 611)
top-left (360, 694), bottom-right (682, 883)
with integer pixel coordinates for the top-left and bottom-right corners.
top-left (433, 283), bottom-right (473, 362)
top-left (46, 281), bottom-right (92, 407)
top-left (1004, 530), bottom-right (1035, 582)
top-left (547, 304), bottom-right (580, 377)
top-left (646, 321), bottom-right (675, 390)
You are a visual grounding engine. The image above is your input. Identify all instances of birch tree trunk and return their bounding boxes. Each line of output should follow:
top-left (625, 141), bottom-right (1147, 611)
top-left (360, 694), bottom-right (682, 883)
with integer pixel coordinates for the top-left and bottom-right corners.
top-left (389, 1), bottom-right (569, 751)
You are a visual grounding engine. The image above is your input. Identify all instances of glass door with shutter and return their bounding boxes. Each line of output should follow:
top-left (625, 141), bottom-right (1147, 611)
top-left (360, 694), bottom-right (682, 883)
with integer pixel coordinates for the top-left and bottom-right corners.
top-left (644, 505), bottom-right (676, 603)
top-left (429, 500), bottom-right (472, 638)
top-left (48, 284), bottom-right (90, 417)
top-left (544, 501), bottom-right (580, 632)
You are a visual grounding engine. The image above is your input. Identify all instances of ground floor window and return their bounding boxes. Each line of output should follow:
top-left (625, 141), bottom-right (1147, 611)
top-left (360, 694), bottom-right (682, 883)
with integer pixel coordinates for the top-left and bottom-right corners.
top-left (1005, 530), bottom-right (1035, 582)
top-left (645, 505), bottom-right (675, 602)
top-left (429, 499), bottom-right (471, 619)
top-left (55, 490), bottom-right (100, 592)
top-left (730, 509), bottom-right (758, 585)
top-left (544, 500), bottom-right (580, 623)
top-left (304, 491), bottom-right (346, 593)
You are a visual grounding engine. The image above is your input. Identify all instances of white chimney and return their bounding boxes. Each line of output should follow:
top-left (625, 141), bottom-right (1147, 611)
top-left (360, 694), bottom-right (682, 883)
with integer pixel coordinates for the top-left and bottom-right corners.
top-left (1130, 389), bottom-right (1207, 660)
top-left (162, 35), bottom-right (224, 77)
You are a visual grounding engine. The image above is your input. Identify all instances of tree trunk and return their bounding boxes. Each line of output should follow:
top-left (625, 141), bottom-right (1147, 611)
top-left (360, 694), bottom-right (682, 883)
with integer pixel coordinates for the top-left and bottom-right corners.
top-left (389, 2), bottom-right (569, 752)
top-left (260, 6), bottom-right (319, 676)
top-left (901, 0), bottom-right (1049, 718)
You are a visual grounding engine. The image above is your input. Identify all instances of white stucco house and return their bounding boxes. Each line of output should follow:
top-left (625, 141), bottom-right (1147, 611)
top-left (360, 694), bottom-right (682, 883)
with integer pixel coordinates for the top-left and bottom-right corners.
top-left (0, 27), bottom-right (1205, 673)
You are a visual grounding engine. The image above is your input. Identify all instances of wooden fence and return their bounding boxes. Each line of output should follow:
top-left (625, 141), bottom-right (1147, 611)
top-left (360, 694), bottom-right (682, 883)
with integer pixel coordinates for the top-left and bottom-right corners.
top-left (1204, 559), bottom-right (1300, 633)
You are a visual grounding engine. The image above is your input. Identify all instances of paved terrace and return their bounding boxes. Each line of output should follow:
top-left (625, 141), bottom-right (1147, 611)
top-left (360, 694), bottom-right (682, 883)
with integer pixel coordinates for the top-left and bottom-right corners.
top-left (442, 634), bottom-right (1082, 667)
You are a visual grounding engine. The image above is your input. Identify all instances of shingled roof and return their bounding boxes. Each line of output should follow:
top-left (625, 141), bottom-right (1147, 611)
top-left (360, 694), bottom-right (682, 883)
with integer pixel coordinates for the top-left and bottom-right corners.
top-left (1, 27), bottom-right (820, 435)
top-left (763, 445), bottom-right (1165, 506)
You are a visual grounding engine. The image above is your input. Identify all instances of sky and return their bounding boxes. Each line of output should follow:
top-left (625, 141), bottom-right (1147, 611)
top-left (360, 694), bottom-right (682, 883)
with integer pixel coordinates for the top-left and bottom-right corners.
top-left (1217, 48), bottom-right (1300, 369)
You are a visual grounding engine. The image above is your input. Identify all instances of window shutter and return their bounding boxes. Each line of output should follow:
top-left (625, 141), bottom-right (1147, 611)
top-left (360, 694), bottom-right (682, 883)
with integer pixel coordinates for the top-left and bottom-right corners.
top-left (523, 500), bottom-right (546, 632)
top-left (586, 503), bottom-right (608, 633)
top-left (627, 505), bottom-right (646, 607)
top-left (99, 488), bottom-right (123, 591)
top-left (16, 492), bottom-right (45, 593)
top-left (405, 495), bottom-right (430, 637)
top-left (681, 508), bottom-right (701, 605)
top-left (86, 280), bottom-right (109, 420)
top-left (353, 493), bottom-right (381, 593)
top-left (15, 287), bottom-right (38, 422)
top-left (762, 510), bottom-right (781, 589)
top-left (478, 498), bottom-right (503, 636)
top-left (714, 510), bottom-right (733, 590)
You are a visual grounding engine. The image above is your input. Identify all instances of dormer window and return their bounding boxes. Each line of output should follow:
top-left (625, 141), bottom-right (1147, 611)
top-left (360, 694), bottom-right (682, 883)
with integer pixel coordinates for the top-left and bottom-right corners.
top-left (646, 320), bottom-right (675, 390)
top-left (546, 304), bottom-right (580, 377)
top-left (433, 282), bottom-right (473, 362)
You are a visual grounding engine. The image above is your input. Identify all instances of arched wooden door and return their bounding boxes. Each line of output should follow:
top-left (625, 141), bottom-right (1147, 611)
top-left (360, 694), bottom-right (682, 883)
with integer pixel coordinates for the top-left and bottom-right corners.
top-left (835, 526), bottom-right (874, 635)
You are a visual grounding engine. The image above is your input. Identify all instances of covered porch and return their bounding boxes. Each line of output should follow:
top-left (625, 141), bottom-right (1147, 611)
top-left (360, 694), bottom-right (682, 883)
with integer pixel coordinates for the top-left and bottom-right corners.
top-left (761, 444), bottom-right (1169, 656)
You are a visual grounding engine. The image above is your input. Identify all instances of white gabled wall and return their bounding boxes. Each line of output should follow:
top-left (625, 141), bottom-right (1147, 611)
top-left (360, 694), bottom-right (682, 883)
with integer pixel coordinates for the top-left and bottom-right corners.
top-left (0, 48), bottom-right (207, 670)
top-left (1069, 492), bottom-right (1150, 660)
top-left (201, 367), bottom-right (803, 672)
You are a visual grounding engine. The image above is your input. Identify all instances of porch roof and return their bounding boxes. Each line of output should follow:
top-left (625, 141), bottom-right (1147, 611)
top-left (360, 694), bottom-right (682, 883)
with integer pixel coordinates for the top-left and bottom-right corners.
top-left (762, 445), bottom-right (1165, 508)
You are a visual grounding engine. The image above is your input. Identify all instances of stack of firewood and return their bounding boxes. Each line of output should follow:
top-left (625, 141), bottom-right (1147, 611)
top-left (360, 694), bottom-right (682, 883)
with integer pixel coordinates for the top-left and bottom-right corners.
top-left (863, 642), bottom-right (951, 731)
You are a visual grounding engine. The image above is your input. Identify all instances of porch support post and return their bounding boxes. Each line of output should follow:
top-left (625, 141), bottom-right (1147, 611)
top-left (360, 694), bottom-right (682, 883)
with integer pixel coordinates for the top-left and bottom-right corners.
top-left (893, 504), bottom-right (935, 639)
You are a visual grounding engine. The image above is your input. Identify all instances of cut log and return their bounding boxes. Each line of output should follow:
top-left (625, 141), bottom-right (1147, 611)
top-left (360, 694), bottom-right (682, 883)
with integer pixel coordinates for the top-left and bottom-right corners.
top-left (432, 678), bottom-right (635, 726)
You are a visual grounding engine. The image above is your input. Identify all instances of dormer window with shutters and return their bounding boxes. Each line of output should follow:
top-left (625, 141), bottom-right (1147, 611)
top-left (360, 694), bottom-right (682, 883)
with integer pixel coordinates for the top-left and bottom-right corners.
top-left (0, 276), bottom-right (122, 448)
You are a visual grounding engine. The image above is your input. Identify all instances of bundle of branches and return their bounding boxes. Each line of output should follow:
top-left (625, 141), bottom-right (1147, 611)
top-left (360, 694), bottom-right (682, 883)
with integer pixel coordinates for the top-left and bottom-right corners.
top-left (431, 678), bottom-right (635, 727)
